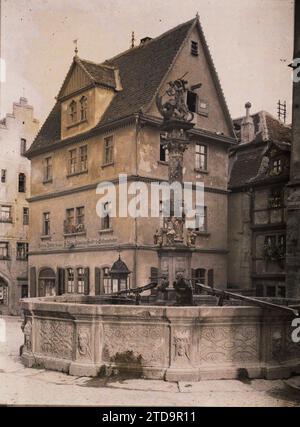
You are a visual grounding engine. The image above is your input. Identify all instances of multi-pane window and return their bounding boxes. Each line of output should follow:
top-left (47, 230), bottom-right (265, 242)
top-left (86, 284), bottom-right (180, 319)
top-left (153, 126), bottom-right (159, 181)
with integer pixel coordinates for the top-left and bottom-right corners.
top-left (103, 267), bottom-right (111, 294)
top-left (68, 146), bottom-right (87, 175)
top-left (0, 205), bottom-right (12, 223)
top-left (268, 187), bottom-right (283, 208)
top-left (76, 207), bottom-right (85, 229)
top-left (101, 202), bottom-right (111, 230)
top-left (104, 136), bottom-right (114, 164)
top-left (16, 242), bottom-right (28, 260)
top-left (65, 207), bottom-right (85, 234)
top-left (80, 96), bottom-right (88, 121)
top-left (68, 149), bottom-right (77, 175)
top-left (187, 91), bottom-right (197, 113)
top-left (79, 145), bottom-right (88, 172)
top-left (67, 268), bottom-right (75, 293)
top-left (195, 144), bottom-right (208, 171)
top-left (195, 206), bottom-right (207, 232)
top-left (44, 156), bottom-right (53, 182)
top-left (23, 207), bottom-right (29, 225)
top-left (77, 268), bottom-right (85, 294)
top-left (0, 242), bottom-right (9, 259)
top-left (191, 40), bottom-right (199, 56)
top-left (18, 173), bottom-right (26, 192)
top-left (270, 158), bottom-right (282, 176)
top-left (20, 138), bottom-right (27, 156)
top-left (1, 169), bottom-right (6, 183)
top-left (43, 212), bottom-right (50, 236)
top-left (69, 100), bottom-right (77, 123)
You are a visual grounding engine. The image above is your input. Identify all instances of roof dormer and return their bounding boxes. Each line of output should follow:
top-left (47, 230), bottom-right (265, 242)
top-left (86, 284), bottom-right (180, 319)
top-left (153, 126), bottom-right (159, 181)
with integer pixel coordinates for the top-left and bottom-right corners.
top-left (58, 56), bottom-right (122, 140)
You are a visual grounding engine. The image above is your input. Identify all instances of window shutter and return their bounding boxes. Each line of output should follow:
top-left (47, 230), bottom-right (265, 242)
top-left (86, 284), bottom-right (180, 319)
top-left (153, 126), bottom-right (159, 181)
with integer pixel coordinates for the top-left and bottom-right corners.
top-left (95, 267), bottom-right (101, 295)
top-left (84, 267), bottom-right (90, 295)
top-left (191, 268), bottom-right (196, 292)
top-left (57, 268), bottom-right (65, 295)
top-left (150, 267), bottom-right (158, 283)
top-left (29, 267), bottom-right (36, 297)
top-left (208, 269), bottom-right (214, 288)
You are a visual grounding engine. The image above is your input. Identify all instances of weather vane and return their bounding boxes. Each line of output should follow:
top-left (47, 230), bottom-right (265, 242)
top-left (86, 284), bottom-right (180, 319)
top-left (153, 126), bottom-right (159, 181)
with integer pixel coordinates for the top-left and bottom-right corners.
top-left (73, 39), bottom-right (78, 56)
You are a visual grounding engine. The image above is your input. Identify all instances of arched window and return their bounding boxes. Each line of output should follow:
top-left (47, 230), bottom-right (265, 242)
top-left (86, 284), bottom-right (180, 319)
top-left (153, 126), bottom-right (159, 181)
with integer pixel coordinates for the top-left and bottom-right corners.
top-left (69, 100), bottom-right (77, 123)
top-left (79, 96), bottom-right (88, 121)
top-left (18, 173), bottom-right (26, 193)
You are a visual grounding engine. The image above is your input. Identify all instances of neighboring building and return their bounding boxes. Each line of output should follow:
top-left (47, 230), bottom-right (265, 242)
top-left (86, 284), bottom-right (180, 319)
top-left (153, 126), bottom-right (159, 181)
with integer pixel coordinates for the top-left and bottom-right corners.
top-left (228, 103), bottom-right (292, 297)
top-left (26, 16), bottom-right (236, 298)
top-left (0, 98), bottom-right (39, 314)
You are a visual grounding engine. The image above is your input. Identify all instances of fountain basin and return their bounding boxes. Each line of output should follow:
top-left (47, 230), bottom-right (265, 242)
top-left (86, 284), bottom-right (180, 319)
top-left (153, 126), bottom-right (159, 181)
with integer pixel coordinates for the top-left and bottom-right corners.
top-left (21, 296), bottom-right (300, 381)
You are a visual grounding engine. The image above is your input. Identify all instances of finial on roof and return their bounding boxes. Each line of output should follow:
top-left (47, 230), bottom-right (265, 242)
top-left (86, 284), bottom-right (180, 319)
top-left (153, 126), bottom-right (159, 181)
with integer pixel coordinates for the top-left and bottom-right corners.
top-left (196, 12), bottom-right (199, 19)
top-left (73, 39), bottom-right (78, 56)
top-left (245, 102), bottom-right (251, 117)
top-left (131, 31), bottom-right (135, 48)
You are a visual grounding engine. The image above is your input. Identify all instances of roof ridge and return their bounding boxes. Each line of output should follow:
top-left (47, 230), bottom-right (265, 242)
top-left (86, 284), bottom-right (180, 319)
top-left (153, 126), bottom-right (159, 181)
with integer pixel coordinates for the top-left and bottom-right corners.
top-left (80, 57), bottom-right (117, 70)
top-left (103, 17), bottom-right (196, 64)
top-left (142, 18), bottom-right (196, 115)
top-left (195, 19), bottom-right (234, 137)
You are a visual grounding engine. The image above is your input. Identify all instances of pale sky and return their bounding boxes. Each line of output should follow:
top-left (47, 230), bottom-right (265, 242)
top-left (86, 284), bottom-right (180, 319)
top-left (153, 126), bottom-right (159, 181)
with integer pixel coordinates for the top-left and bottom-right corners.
top-left (0, 0), bottom-right (295, 126)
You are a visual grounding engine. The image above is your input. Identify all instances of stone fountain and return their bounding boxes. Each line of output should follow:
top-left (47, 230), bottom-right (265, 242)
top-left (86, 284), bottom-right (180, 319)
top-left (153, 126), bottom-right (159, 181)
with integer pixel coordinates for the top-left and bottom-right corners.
top-left (20, 78), bottom-right (300, 381)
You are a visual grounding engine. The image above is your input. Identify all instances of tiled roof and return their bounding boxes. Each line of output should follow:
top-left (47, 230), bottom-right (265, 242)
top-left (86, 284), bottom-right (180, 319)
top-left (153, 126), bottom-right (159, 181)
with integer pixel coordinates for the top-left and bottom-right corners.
top-left (233, 111), bottom-right (291, 144)
top-left (229, 111), bottom-right (291, 189)
top-left (99, 19), bottom-right (195, 125)
top-left (229, 146), bottom-right (266, 189)
top-left (28, 19), bottom-right (194, 157)
top-left (79, 59), bottom-right (117, 89)
top-left (28, 17), bottom-right (235, 157)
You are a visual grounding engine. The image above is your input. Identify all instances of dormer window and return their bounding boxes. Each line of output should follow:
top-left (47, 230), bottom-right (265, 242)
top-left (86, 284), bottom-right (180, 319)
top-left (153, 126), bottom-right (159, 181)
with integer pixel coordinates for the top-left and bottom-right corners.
top-left (69, 100), bottom-right (77, 124)
top-left (80, 96), bottom-right (88, 121)
top-left (270, 158), bottom-right (282, 176)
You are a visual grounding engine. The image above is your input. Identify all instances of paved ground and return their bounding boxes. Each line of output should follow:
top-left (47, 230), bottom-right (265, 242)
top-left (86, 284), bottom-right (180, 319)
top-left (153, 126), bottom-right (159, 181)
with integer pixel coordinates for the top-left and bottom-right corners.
top-left (0, 315), bottom-right (300, 407)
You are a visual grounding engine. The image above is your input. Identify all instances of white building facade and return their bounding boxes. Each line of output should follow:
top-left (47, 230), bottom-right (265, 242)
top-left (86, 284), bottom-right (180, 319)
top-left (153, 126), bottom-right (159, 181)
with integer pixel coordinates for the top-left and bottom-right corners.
top-left (0, 97), bottom-right (39, 314)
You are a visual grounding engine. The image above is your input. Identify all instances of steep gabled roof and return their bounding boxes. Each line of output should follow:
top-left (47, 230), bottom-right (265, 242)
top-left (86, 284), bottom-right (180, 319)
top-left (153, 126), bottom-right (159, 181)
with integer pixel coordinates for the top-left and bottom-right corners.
top-left (28, 16), bottom-right (234, 157)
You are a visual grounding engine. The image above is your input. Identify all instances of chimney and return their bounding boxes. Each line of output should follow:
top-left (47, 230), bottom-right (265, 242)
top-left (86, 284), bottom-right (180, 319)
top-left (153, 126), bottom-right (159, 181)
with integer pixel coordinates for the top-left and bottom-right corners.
top-left (240, 102), bottom-right (255, 143)
top-left (140, 36), bottom-right (152, 46)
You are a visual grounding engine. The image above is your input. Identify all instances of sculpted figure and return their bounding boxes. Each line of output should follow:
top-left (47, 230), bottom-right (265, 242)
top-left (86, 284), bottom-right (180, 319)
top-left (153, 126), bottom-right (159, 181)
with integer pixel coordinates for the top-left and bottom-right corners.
top-left (173, 272), bottom-right (194, 306)
top-left (187, 228), bottom-right (197, 246)
top-left (156, 78), bottom-right (194, 122)
top-left (78, 330), bottom-right (92, 359)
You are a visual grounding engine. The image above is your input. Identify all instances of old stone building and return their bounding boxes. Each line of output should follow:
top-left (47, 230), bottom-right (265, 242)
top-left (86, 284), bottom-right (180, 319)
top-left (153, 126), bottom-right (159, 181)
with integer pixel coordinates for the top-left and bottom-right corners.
top-left (0, 98), bottom-right (39, 314)
top-left (26, 16), bottom-right (236, 297)
top-left (228, 103), bottom-right (292, 297)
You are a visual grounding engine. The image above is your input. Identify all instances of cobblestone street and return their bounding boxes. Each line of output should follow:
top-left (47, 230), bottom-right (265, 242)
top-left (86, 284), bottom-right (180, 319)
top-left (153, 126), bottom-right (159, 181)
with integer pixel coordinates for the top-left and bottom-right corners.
top-left (0, 315), bottom-right (300, 407)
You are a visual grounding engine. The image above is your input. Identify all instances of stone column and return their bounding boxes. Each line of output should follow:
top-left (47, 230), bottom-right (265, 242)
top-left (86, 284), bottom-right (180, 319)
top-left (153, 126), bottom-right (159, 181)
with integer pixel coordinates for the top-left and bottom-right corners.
top-left (286, 1), bottom-right (300, 298)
